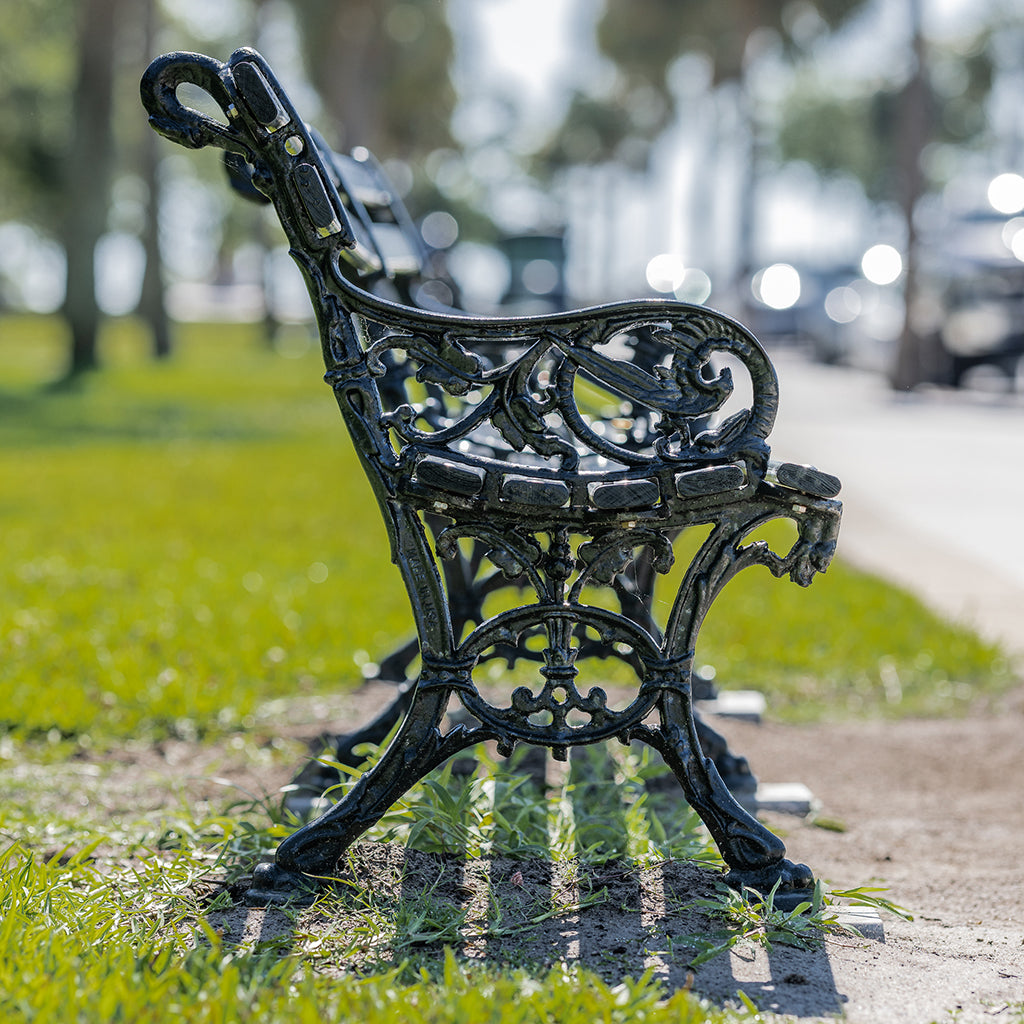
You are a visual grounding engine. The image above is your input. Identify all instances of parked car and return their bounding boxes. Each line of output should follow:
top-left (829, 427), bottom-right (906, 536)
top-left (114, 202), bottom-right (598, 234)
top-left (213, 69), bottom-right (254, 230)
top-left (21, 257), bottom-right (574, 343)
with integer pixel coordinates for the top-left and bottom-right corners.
top-left (916, 207), bottom-right (1024, 388)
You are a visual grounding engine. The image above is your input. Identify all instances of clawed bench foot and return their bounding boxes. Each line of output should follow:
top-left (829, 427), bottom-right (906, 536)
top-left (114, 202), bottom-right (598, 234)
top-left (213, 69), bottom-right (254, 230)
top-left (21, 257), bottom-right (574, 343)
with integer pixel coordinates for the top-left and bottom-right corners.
top-left (246, 861), bottom-right (323, 907)
top-left (724, 858), bottom-right (817, 912)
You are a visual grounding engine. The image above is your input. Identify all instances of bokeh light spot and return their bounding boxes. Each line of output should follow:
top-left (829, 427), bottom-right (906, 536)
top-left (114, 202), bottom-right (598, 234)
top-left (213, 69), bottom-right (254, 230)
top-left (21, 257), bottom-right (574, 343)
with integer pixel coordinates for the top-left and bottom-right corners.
top-left (861, 244), bottom-right (902, 285)
top-left (824, 285), bottom-right (863, 324)
top-left (988, 173), bottom-right (1024, 215)
top-left (645, 253), bottom-right (686, 293)
top-left (753, 263), bottom-right (801, 310)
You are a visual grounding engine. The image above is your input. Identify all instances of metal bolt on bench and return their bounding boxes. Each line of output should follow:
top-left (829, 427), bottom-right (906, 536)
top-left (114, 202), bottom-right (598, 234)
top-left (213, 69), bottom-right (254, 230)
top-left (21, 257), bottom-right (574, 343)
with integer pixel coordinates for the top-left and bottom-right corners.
top-left (141, 48), bottom-right (842, 908)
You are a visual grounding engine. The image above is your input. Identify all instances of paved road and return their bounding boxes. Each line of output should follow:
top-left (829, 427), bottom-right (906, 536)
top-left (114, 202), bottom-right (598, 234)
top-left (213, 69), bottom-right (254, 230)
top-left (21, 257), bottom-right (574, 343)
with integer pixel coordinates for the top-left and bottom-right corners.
top-left (764, 351), bottom-right (1024, 654)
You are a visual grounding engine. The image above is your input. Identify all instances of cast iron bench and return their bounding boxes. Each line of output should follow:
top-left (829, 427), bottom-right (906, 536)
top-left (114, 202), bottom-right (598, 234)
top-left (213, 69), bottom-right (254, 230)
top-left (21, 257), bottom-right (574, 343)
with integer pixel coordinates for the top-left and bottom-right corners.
top-left (141, 48), bottom-right (842, 908)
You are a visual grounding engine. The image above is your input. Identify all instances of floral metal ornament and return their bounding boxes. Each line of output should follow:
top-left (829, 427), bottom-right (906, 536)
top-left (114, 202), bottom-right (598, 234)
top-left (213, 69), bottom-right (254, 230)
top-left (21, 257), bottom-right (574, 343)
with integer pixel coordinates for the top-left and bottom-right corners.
top-left (142, 48), bottom-right (842, 908)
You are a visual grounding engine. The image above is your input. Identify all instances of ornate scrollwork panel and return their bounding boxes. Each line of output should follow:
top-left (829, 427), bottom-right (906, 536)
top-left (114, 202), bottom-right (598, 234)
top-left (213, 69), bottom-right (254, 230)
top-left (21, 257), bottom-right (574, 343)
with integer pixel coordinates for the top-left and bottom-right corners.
top-left (142, 46), bottom-right (841, 908)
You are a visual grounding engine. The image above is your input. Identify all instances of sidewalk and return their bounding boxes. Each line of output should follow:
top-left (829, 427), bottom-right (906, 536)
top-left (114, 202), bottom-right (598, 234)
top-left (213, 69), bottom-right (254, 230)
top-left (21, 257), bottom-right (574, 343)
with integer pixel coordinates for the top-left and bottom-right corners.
top-left (767, 351), bottom-right (1024, 655)
top-left (714, 352), bottom-right (1024, 1022)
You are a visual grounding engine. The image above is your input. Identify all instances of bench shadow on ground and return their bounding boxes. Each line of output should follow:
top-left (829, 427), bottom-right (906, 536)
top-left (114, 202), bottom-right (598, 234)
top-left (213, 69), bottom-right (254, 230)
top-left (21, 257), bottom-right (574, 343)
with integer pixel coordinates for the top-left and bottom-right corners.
top-left (205, 820), bottom-right (852, 1018)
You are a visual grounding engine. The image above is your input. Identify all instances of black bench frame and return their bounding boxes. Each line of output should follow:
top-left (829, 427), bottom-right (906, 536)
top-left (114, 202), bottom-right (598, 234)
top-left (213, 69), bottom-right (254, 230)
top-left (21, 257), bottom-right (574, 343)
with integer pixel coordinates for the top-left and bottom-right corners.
top-left (142, 48), bottom-right (842, 908)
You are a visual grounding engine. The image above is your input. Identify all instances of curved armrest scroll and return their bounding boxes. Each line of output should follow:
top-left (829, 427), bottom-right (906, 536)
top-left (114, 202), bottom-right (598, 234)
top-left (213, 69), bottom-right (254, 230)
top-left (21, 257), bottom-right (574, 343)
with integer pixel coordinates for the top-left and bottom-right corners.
top-left (140, 51), bottom-right (251, 157)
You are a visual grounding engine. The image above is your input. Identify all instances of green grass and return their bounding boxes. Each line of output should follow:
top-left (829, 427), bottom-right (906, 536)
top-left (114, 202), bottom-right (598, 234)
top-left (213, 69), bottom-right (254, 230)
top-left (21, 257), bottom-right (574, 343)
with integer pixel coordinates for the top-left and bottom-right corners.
top-left (1, 313), bottom-right (1021, 1024)
top-left (1, 314), bottom-right (1014, 748)
top-left (0, 731), bottom-right (739, 1023)
top-left (0, 829), bottom-right (743, 1024)
top-left (0, 735), bottom-right (904, 1024)
top-left (1, 315), bottom-right (405, 745)
top-left (688, 534), bottom-right (1013, 721)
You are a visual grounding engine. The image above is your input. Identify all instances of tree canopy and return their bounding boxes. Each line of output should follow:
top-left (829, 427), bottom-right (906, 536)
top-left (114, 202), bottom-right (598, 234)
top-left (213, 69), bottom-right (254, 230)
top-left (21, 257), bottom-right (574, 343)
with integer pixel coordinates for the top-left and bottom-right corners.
top-left (776, 29), bottom-right (995, 199)
top-left (0, 0), bottom-right (75, 233)
top-left (535, 0), bottom-right (871, 174)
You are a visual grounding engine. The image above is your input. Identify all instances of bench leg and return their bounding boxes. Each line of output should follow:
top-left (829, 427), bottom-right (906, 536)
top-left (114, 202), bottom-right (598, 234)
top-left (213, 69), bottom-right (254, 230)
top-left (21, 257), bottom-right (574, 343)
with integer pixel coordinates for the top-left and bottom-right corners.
top-left (692, 713), bottom-right (756, 795)
top-left (643, 690), bottom-right (814, 907)
top-left (247, 685), bottom-right (480, 905)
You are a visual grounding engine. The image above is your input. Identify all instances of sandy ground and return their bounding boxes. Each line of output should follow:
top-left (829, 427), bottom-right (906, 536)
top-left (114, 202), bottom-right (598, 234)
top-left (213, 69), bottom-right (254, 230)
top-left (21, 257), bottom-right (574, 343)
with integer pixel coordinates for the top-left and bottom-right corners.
top-left (121, 686), bottom-right (1024, 1024)
top-left (21, 607), bottom-right (1022, 1021)
top-left (688, 710), bottom-right (1024, 1022)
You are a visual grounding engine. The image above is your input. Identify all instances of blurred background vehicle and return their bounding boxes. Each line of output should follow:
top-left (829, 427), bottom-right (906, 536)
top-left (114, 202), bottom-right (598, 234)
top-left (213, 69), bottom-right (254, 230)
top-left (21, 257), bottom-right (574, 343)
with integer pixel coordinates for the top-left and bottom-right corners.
top-left (915, 204), bottom-right (1024, 389)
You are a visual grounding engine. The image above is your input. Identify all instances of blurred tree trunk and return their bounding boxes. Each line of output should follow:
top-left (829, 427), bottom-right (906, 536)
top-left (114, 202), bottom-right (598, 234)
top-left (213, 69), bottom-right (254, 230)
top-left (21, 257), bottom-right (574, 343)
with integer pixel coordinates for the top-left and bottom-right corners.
top-left (137, 0), bottom-right (172, 359)
top-left (890, 0), bottom-right (933, 390)
top-left (732, 80), bottom-right (760, 320)
top-left (138, 128), bottom-right (172, 359)
top-left (62, 0), bottom-right (120, 376)
top-left (300, 0), bottom-right (382, 150)
top-left (286, 0), bottom-right (456, 158)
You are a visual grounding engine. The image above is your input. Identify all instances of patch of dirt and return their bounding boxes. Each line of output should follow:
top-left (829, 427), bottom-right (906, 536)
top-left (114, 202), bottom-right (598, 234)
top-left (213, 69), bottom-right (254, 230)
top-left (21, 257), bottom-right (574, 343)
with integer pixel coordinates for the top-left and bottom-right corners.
top-left (208, 844), bottom-right (724, 984)
top-left (26, 683), bottom-right (1024, 1023)
top-left (700, 711), bottom-right (1024, 1022)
